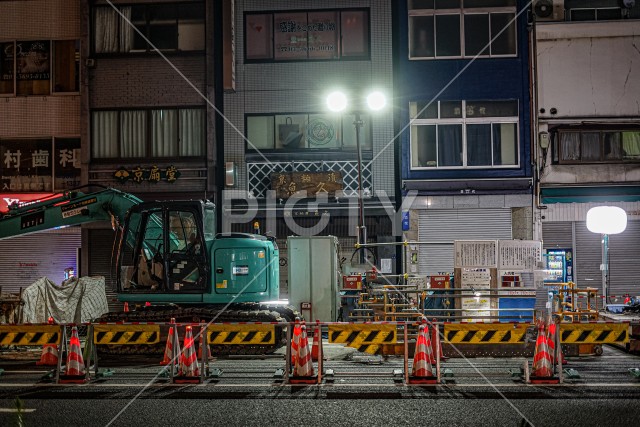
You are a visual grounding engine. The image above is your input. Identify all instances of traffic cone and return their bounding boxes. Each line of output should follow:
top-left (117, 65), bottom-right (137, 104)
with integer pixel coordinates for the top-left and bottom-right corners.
top-left (291, 317), bottom-right (301, 368)
top-left (177, 326), bottom-right (200, 382)
top-left (160, 325), bottom-right (180, 365)
top-left (60, 326), bottom-right (86, 383)
top-left (531, 319), bottom-right (556, 383)
top-left (290, 324), bottom-right (316, 384)
top-left (145, 301), bottom-right (151, 307)
top-left (36, 316), bottom-right (58, 366)
top-left (430, 319), bottom-right (447, 362)
top-left (409, 324), bottom-right (437, 384)
top-left (123, 302), bottom-right (129, 312)
top-left (546, 322), bottom-right (567, 366)
top-left (311, 322), bottom-right (320, 362)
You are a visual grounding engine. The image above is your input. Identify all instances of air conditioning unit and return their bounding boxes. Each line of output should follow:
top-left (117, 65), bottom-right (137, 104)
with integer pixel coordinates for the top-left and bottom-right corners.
top-left (533, 0), bottom-right (565, 22)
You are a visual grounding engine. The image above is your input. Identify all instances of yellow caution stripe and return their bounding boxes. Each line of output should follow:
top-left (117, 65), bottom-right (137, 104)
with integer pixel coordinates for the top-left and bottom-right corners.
top-left (93, 324), bottom-right (160, 345)
top-left (0, 325), bottom-right (61, 346)
top-left (328, 324), bottom-right (396, 355)
top-left (560, 323), bottom-right (629, 344)
top-left (444, 323), bottom-right (528, 345)
top-left (207, 324), bottom-right (275, 345)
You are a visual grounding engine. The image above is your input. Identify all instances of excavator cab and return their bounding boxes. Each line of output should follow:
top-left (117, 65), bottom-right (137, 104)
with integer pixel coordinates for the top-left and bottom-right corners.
top-left (118, 201), bottom-right (210, 294)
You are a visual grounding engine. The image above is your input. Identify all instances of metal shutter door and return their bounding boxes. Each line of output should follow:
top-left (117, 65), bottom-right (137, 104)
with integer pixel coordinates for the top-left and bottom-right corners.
top-left (542, 222), bottom-right (573, 250)
top-left (0, 228), bottom-right (80, 293)
top-left (609, 220), bottom-right (640, 299)
top-left (574, 222), bottom-right (603, 293)
top-left (418, 209), bottom-right (512, 275)
top-left (88, 229), bottom-right (120, 313)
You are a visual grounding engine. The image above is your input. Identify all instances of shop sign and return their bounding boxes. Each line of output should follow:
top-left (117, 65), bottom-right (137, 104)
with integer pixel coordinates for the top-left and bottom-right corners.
top-left (113, 165), bottom-right (181, 184)
top-left (271, 171), bottom-right (342, 199)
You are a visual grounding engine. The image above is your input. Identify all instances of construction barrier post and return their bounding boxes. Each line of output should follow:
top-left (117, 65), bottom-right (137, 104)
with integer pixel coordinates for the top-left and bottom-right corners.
top-left (556, 321), bottom-right (563, 384)
top-left (435, 322), bottom-right (441, 383)
top-left (55, 326), bottom-right (67, 384)
top-left (403, 323), bottom-right (409, 384)
top-left (316, 322), bottom-right (323, 384)
top-left (200, 322), bottom-right (207, 383)
top-left (284, 322), bottom-right (292, 382)
top-left (169, 319), bottom-right (177, 382)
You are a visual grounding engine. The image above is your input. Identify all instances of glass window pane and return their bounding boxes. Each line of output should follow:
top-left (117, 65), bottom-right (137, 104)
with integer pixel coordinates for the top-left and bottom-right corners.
top-left (464, 14), bottom-right (489, 56)
top-left (274, 12), bottom-right (308, 60)
top-left (342, 114), bottom-right (372, 150)
top-left (410, 101), bottom-right (438, 119)
top-left (341, 11), bottom-right (369, 57)
top-left (54, 138), bottom-right (81, 191)
top-left (466, 100), bottom-right (518, 117)
top-left (0, 42), bottom-right (14, 94)
top-left (435, 15), bottom-right (460, 57)
top-left (438, 124), bottom-right (463, 166)
top-left (53, 40), bottom-right (79, 93)
top-left (178, 3), bottom-right (205, 51)
top-left (247, 116), bottom-right (275, 150)
top-left (464, 0), bottom-right (516, 7)
top-left (308, 11), bottom-right (339, 59)
top-left (604, 132), bottom-right (622, 160)
top-left (179, 109), bottom-right (204, 156)
top-left (622, 132), bottom-right (640, 159)
top-left (152, 110), bottom-right (177, 157)
top-left (409, 0), bottom-right (435, 9)
top-left (275, 114), bottom-right (307, 149)
top-left (95, 7), bottom-right (120, 53)
top-left (441, 101), bottom-right (462, 118)
top-left (16, 40), bottom-right (50, 96)
top-left (307, 114), bottom-right (339, 148)
top-left (92, 111), bottom-right (118, 158)
top-left (436, 0), bottom-right (460, 8)
top-left (411, 125), bottom-right (437, 167)
top-left (130, 5), bottom-right (147, 51)
top-left (467, 124), bottom-right (491, 166)
top-left (570, 9), bottom-right (596, 21)
top-left (490, 13), bottom-right (516, 55)
top-left (492, 123), bottom-right (517, 165)
top-left (0, 139), bottom-right (52, 192)
top-left (246, 14), bottom-right (273, 60)
top-left (597, 8), bottom-right (622, 21)
top-left (560, 132), bottom-right (580, 161)
top-left (148, 5), bottom-right (178, 50)
top-left (121, 110), bottom-right (147, 157)
top-left (410, 16), bottom-right (435, 58)
top-left (581, 132), bottom-right (600, 161)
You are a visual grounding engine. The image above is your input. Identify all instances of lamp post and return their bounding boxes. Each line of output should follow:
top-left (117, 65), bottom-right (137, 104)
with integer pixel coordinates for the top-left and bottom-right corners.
top-left (586, 206), bottom-right (627, 309)
top-left (326, 90), bottom-right (386, 264)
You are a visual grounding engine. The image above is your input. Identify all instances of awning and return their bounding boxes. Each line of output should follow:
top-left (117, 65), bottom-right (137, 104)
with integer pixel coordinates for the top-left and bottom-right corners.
top-left (541, 185), bottom-right (640, 204)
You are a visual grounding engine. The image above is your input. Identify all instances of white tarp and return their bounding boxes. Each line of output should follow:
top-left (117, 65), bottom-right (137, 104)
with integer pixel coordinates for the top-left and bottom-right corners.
top-left (21, 276), bottom-right (109, 323)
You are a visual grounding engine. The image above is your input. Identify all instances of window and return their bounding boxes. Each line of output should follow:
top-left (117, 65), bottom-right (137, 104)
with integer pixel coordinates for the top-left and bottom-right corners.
top-left (409, 0), bottom-right (516, 59)
top-left (93, 2), bottom-right (205, 53)
top-left (245, 9), bottom-right (369, 61)
top-left (245, 113), bottom-right (372, 151)
top-left (569, 8), bottom-right (623, 21)
top-left (410, 100), bottom-right (519, 169)
top-left (557, 130), bottom-right (640, 164)
top-left (91, 108), bottom-right (205, 159)
top-left (0, 40), bottom-right (79, 96)
top-left (0, 138), bottom-right (81, 192)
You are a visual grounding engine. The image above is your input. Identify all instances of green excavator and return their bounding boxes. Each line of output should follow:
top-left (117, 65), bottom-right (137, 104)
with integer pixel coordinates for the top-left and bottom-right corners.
top-left (0, 186), bottom-right (299, 354)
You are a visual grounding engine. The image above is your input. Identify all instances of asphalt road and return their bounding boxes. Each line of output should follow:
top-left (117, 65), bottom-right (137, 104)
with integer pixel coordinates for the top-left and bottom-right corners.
top-left (0, 344), bottom-right (639, 427)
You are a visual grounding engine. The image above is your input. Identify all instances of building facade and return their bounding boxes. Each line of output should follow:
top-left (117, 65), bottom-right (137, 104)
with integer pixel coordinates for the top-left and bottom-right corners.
top-left (533, 0), bottom-right (640, 302)
top-left (224, 0), bottom-right (395, 292)
top-left (0, 1), bottom-right (83, 291)
top-left (396, 0), bottom-right (533, 276)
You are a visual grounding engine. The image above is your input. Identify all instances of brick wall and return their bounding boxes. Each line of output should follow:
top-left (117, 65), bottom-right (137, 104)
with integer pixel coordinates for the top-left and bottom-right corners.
top-left (0, 0), bottom-right (80, 39)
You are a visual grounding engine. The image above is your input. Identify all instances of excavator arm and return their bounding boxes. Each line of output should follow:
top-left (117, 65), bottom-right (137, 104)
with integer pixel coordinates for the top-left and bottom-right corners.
top-left (0, 187), bottom-right (142, 241)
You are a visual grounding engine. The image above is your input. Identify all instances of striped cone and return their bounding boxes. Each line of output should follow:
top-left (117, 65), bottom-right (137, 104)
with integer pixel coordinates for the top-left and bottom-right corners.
top-left (532, 320), bottom-right (554, 378)
top-left (311, 323), bottom-right (320, 362)
top-left (291, 318), bottom-right (301, 368)
top-left (36, 316), bottom-right (58, 366)
top-left (546, 322), bottom-right (567, 365)
top-left (411, 325), bottom-right (435, 378)
top-left (160, 326), bottom-right (180, 365)
top-left (179, 326), bottom-right (200, 377)
top-left (293, 325), bottom-right (314, 378)
top-left (65, 326), bottom-right (85, 376)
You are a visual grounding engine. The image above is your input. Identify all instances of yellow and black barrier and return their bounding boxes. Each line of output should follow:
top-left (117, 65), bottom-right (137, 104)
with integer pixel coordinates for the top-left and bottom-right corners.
top-left (560, 323), bottom-right (629, 344)
top-left (444, 323), bottom-right (529, 345)
top-left (93, 324), bottom-right (160, 345)
top-left (207, 324), bottom-right (276, 345)
top-left (328, 324), bottom-right (396, 354)
top-left (0, 324), bottom-right (61, 346)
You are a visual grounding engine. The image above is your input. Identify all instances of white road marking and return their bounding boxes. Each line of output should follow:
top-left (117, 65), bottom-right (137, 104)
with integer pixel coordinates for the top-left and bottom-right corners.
top-left (0, 408), bottom-right (36, 413)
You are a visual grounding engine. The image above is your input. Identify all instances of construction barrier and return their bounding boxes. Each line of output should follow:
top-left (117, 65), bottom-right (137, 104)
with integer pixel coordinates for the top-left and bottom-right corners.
top-left (328, 323), bottom-right (396, 354)
top-left (0, 324), bottom-right (61, 346)
top-left (444, 323), bottom-right (529, 345)
top-left (560, 322), bottom-right (629, 344)
top-left (207, 324), bottom-right (276, 345)
top-left (93, 324), bottom-right (161, 345)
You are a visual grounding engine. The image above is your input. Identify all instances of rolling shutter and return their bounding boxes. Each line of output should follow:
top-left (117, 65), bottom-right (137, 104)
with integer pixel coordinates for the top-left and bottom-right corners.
top-left (88, 229), bottom-right (120, 312)
top-left (574, 222), bottom-right (602, 293)
top-left (609, 220), bottom-right (640, 299)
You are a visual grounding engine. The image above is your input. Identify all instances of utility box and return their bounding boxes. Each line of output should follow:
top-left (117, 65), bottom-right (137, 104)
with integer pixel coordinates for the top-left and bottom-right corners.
top-left (287, 236), bottom-right (340, 322)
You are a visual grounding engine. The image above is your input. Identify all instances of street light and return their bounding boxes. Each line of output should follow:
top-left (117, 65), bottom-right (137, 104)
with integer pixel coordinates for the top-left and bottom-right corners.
top-left (326, 90), bottom-right (387, 264)
top-left (586, 206), bottom-right (627, 308)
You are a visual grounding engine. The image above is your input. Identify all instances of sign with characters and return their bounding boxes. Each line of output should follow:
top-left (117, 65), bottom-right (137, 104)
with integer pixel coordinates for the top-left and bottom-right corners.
top-left (113, 165), bottom-right (181, 184)
top-left (271, 171), bottom-right (343, 199)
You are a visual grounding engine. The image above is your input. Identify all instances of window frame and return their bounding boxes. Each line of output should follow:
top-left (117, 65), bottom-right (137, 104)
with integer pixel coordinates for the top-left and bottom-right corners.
top-left (408, 2), bottom-right (518, 60)
top-left (90, 106), bottom-right (206, 161)
top-left (0, 39), bottom-right (80, 97)
top-left (243, 8), bottom-right (371, 63)
top-left (410, 100), bottom-right (520, 170)
top-left (244, 112), bottom-right (374, 153)
top-left (91, 1), bottom-right (206, 55)
top-left (556, 129), bottom-right (640, 165)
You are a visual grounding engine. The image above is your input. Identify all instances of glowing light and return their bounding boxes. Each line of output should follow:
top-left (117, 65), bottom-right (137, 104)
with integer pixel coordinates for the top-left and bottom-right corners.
top-left (586, 206), bottom-right (627, 235)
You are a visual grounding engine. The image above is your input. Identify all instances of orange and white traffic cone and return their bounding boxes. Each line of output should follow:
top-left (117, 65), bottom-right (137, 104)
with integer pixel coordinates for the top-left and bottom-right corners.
top-left (546, 322), bottom-right (567, 365)
top-left (291, 317), bottom-right (301, 369)
top-left (409, 324), bottom-right (437, 384)
top-left (290, 324), bottom-right (316, 384)
top-left (311, 322), bottom-right (320, 362)
top-left (59, 326), bottom-right (86, 383)
top-left (531, 319), bottom-right (557, 383)
top-left (177, 326), bottom-right (200, 382)
top-left (160, 325), bottom-right (180, 365)
top-left (36, 316), bottom-right (59, 366)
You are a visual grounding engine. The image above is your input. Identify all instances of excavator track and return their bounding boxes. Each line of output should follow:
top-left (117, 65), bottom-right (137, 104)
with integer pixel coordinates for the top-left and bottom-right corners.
top-left (96, 304), bottom-right (303, 356)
